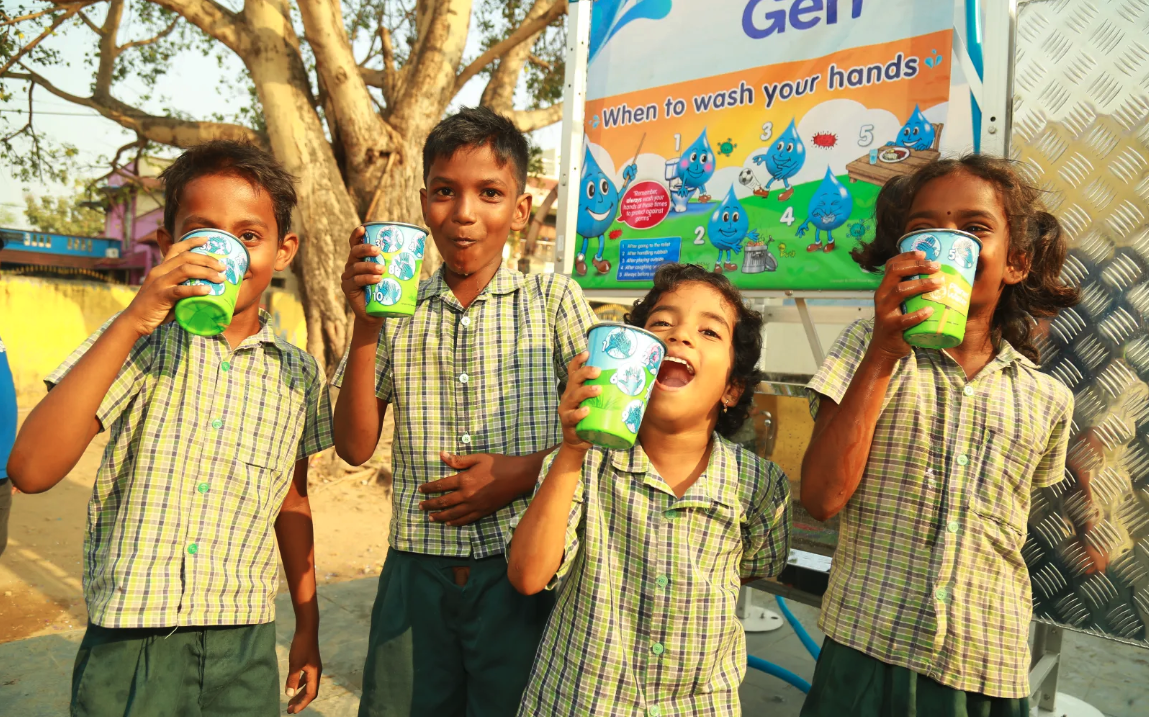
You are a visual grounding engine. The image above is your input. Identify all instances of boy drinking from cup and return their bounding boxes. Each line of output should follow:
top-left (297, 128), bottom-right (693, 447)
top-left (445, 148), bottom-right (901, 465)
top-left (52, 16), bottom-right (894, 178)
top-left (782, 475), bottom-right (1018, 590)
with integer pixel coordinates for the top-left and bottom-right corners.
top-left (8, 141), bottom-right (333, 716)
top-left (333, 107), bottom-right (597, 716)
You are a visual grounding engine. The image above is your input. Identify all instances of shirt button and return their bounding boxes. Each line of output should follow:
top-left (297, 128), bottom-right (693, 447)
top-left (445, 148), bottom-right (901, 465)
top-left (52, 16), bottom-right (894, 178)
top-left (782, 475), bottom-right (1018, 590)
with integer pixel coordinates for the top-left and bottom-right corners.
top-left (935, 586), bottom-right (950, 603)
top-left (963, 384), bottom-right (974, 396)
top-left (648, 708), bottom-right (661, 717)
top-left (651, 642), bottom-right (664, 655)
top-left (187, 543), bottom-right (198, 555)
top-left (461, 316), bottom-right (471, 327)
top-left (664, 511), bottom-right (676, 522)
top-left (459, 373), bottom-right (469, 384)
top-left (928, 478), bottom-right (939, 489)
top-left (947, 520), bottom-right (960, 534)
top-left (460, 433), bottom-right (472, 445)
top-left (211, 419), bottom-right (223, 429)
top-left (957, 454), bottom-right (969, 466)
top-left (197, 483), bottom-right (210, 494)
top-left (656, 575), bottom-right (669, 588)
top-left (221, 361), bottom-right (231, 372)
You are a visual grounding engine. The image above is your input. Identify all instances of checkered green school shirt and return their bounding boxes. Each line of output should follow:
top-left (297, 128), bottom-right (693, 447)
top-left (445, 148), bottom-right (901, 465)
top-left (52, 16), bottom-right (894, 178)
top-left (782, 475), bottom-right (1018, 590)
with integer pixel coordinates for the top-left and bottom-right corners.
top-left (807, 319), bottom-right (1073, 698)
top-left (332, 267), bottom-right (596, 558)
top-left (512, 436), bottom-right (792, 716)
top-left (46, 311), bottom-right (333, 629)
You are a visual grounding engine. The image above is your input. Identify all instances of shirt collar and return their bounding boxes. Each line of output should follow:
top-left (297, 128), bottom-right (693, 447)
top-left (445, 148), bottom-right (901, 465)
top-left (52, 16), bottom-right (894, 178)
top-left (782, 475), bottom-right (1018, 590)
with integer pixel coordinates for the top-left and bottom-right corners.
top-left (417, 265), bottom-right (525, 306)
top-left (610, 435), bottom-right (739, 508)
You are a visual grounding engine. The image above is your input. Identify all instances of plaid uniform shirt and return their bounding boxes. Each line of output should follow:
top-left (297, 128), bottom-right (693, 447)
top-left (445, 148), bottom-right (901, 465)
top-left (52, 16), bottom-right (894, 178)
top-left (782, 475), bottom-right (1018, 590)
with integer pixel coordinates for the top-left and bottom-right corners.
top-left (514, 437), bottom-right (792, 716)
top-left (332, 267), bottom-right (596, 558)
top-left (46, 311), bottom-right (333, 629)
top-left (807, 319), bottom-right (1072, 698)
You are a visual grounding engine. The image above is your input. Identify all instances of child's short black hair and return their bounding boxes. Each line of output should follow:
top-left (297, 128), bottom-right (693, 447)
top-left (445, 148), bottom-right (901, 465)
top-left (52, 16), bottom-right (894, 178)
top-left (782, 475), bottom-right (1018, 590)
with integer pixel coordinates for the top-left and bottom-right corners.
top-left (160, 140), bottom-right (298, 240)
top-left (853, 154), bottom-right (1078, 363)
top-left (625, 263), bottom-right (765, 437)
top-left (423, 106), bottom-right (529, 193)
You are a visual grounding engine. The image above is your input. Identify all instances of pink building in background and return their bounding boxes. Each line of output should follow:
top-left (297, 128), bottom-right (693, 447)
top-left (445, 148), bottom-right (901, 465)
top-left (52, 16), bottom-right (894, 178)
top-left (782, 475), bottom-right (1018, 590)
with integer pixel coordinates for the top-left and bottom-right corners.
top-left (99, 158), bottom-right (168, 284)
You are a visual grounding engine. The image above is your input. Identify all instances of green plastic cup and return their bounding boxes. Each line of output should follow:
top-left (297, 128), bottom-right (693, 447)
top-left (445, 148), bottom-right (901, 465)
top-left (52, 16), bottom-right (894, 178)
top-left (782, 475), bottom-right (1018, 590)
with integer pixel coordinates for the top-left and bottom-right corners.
top-left (175, 229), bottom-right (250, 337)
top-left (362, 222), bottom-right (428, 318)
top-left (576, 323), bottom-right (667, 450)
top-left (898, 229), bottom-right (982, 349)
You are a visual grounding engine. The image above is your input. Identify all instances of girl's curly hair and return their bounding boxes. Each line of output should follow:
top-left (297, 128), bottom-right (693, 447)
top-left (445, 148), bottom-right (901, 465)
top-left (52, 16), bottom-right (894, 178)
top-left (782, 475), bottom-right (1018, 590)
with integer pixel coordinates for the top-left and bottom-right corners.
top-left (852, 154), bottom-right (1079, 363)
top-left (625, 263), bottom-right (765, 437)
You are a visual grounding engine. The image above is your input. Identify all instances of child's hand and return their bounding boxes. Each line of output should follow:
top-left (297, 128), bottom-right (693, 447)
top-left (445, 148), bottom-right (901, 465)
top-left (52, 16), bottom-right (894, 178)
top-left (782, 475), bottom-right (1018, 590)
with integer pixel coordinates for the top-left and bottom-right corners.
top-left (559, 352), bottom-right (601, 451)
top-left (869, 251), bottom-right (943, 361)
top-left (118, 234), bottom-right (225, 338)
top-left (340, 225), bottom-right (385, 325)
top-left (285, 627), bottom-right (322, 713)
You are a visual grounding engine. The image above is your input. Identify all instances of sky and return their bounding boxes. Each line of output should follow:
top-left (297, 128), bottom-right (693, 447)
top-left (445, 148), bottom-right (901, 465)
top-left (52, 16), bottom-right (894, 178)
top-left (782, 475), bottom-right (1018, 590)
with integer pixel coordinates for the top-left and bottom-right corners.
top-left (0, 6), bottom-right (561, 229)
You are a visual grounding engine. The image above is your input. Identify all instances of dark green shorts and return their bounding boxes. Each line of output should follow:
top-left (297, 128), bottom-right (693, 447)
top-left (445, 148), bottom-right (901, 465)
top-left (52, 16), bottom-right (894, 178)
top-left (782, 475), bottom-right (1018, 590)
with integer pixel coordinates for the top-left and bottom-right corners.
top-left (358, 550), bottom-right (555, 717)
top-left (801, 637), bottom-right (1029, 717)
top-left (71, 622), bottom-right (279, 717)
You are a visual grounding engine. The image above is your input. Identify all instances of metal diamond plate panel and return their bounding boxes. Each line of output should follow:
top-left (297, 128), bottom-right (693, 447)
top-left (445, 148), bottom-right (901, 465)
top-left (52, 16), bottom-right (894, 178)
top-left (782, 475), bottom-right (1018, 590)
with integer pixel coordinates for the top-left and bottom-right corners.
top-left (1013, 0), bottom-right (1149, 648)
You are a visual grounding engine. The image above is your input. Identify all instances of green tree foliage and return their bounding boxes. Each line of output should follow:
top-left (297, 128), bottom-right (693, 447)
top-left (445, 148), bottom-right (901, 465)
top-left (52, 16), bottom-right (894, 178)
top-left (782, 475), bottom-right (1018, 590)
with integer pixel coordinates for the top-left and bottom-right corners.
top-left (24, 186), bottom-right (105, 236)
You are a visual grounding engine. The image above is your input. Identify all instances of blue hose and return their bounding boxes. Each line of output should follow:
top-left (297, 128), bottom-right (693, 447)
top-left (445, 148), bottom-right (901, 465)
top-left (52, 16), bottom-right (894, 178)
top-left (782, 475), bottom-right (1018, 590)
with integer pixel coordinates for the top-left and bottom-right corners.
top-left (775, 596), bottom-right (820, 660)
top-left (747, 655), bottom-right (811, 693)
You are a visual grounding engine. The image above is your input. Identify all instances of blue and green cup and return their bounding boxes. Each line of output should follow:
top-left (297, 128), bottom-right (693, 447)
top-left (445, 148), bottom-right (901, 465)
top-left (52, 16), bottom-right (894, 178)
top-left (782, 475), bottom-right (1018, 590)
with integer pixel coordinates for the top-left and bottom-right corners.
top-left (362, 222), bottom-right (428, 318)
top-left (576, 323), bottom-right (667, 450)
top-left (175, 229), bottom-right (250, 337)
top-left (898, 228), bottom-right (982, 349)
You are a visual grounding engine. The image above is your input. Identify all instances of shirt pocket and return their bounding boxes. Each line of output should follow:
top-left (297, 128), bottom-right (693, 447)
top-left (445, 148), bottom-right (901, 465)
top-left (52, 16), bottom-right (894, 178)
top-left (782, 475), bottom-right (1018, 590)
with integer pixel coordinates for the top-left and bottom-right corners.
top-left (236, 380), bottom-right (304, 472)
top-left (972, 425), bottom-right (1041, 547)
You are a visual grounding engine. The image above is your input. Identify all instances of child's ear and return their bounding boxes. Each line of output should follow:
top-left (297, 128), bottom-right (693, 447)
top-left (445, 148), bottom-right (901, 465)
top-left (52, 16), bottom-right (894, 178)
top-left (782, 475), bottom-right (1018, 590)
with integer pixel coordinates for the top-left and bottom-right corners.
top-left (1004, 246), bottom-right (1030, 286)
top-left (721, 379), bottom-right (745, 412)
top-left (156, 226), bottom-right (174, 257)
top-left (511, 191), bottom-right (533, 233)
top-left (275, 233), bottom-right (300, 271)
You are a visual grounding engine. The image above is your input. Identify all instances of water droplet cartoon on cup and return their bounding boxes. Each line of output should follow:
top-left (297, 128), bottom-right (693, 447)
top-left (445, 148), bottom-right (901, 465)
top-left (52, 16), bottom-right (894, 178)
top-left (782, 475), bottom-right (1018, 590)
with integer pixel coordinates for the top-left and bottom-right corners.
top-left (623, 400), bottom-right (645, 434)
top-left (949, 237), bottom-right (978, 270)
top-left (379, 227), bottom-right (404, 253)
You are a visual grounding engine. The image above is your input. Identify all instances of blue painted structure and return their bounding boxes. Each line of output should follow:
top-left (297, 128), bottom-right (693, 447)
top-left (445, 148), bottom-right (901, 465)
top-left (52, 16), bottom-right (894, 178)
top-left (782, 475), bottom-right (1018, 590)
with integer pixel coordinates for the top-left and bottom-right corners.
top-left (0, 227), bottom-right (122, 260)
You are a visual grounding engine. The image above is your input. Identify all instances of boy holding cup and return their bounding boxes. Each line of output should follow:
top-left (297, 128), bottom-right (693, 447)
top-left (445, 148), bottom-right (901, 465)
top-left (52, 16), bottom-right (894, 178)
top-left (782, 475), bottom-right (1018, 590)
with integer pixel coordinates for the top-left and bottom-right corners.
top-left (8, 141), bottom-right (333, 715)
top-left (333, 107), bottom-right (597, 716)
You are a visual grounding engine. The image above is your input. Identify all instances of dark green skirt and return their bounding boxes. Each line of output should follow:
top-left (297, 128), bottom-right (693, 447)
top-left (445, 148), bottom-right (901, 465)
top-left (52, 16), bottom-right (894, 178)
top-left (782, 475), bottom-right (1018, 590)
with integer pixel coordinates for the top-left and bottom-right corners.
top-left (800, 638), bottom-right (1029, 717)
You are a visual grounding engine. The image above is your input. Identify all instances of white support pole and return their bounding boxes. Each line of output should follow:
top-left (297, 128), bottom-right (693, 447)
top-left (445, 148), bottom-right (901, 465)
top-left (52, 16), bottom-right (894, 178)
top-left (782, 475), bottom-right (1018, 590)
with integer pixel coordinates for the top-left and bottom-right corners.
top-left (978, 0), bottom-right (1018, 157)
top-left (794, 298), bottom-right (826, 367)
top-left (555, 0), bottom-right (592, 276)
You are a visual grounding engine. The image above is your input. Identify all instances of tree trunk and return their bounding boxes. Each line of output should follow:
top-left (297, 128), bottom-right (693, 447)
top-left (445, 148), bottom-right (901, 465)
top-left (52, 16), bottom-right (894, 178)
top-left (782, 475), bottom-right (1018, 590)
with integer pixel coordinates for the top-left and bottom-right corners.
top-left (243, 0), bottom-right (359, 375)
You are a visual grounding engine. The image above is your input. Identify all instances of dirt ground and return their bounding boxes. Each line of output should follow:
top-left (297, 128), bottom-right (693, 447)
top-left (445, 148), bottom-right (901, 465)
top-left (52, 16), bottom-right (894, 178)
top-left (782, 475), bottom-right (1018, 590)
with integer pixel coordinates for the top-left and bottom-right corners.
top-left (0, 407), bottom-right (395, 644)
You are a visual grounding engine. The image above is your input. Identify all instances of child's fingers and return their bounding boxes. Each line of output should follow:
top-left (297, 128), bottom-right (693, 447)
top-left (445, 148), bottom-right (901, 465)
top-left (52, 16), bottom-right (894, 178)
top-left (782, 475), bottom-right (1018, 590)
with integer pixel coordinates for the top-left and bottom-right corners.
top-left (891, 276), bottom-right (943, 300)
top-left (347, 243), bottom-right (379, 261)
top-left (884, 256), bottom-right (940, 281)
top-left (566, 351), bottom-right (589, 375)
top-left (164, 233), bottom-right (208, 258)
top-left (347, 225), bottom-right (367, 248)
top-left (561, 405), bottom-right (592, 426)
top-left (445, 510), bottom-right (484, 527)
top-left (429, 504), bottom-right (475, 524)
top-left (284, 668), bottom-right (302, 700)
top-left (418, 474), bottom-right (461, 494)
top-left (166, 284), bottom-right (213, 302)
top-left (896, 306), bottom-right (934, 329)
top-left (419, 490), bottom-right (465, 512)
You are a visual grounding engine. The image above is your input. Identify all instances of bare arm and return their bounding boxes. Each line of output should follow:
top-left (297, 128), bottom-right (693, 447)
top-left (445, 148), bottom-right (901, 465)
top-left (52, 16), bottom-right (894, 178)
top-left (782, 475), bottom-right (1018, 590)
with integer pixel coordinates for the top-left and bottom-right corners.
top-left (507, 353), bottom-right (598, 595)
top-left (8, 236), bottom-right (222, 492)
top-left (333, 226), bottom-right (389, 466)
top-left (800, 251), bottom-right (941, 521)
top-left (275, 459), bottom-right (322, 714)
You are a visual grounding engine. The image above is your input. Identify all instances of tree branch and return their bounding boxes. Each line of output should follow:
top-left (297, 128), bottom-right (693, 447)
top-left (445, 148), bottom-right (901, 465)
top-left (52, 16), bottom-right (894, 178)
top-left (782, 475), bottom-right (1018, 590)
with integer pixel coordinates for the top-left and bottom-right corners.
top-left (77, 9), bottom-right (102, 33)
top-left (6, 68), bottom-right (267, 148)
top-left (453, 0), bottom-right (566, 95)
top-left (510, 103), bottom-right (563, 132)
top-left (1, 1), bottom-right (97, 26)
top-left (148, 0), bottom-right (245, 55)
top-left (0, 4), bottom-right (88, 77)
top-left (118, 17), bottom-right (179, 52)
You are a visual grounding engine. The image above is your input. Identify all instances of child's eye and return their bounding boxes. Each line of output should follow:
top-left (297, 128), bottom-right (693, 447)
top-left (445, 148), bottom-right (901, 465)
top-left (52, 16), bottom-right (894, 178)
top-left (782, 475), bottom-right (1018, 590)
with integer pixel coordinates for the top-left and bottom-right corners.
top-left (701, 328), bottom-right (720, 338)
top-left (435, 187), bottom-right (453, 197)
top-left (649, 319), bottom-right (670, 328)
top-left (240, 232), bottom-right (259, 242)
top-left (482, 189), bottom-right (502, 198)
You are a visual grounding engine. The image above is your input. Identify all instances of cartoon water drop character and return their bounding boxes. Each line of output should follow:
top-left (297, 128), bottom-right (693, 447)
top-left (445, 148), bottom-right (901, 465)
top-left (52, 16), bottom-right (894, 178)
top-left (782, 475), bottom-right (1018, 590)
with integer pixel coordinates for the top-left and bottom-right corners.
top-left (375, 277), bottom-right (403, 306)
top-left (669, 129), bottom-right (716, 211)
top-left (388, 252), bottom-right (417, 281)
top-left (950, 237), bottom-right (978, 269)
top-left (622, 399), bottom-right (645, 434)
top-left (707, 188), bottom-right (752, 273)
top-left (611, 365), bottom-right (647, 397)
top-left (887, 105), bottom-right (936, 151)
top-left (379, 227), bottom-right (404, 253)
top-left (601, 327), bottom-right (636, 359)
top-left (797, 167), bottom-right (854, 253)
top-left (717, 138), bottom-right (737, 157)
top-left (576, 148), bottom-right (636, 277)
top-left (847, 220), bottom-right (870, 243)
top-left (407, 233), bottom-right (426, 260)
top-left (752, 119), bottom-right (806, 201)
top-left (642, 343), bottom-right (664, 375)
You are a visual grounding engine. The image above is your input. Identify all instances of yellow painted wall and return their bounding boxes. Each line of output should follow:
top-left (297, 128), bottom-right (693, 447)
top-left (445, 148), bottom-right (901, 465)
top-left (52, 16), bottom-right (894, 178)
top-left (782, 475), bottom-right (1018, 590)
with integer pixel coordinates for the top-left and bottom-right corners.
top-left (0, 275), bottom-right (310, 402)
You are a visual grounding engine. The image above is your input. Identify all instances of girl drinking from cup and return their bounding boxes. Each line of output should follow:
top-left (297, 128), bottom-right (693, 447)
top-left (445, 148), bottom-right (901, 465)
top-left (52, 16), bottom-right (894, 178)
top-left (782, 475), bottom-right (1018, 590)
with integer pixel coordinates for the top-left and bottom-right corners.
top-left (801, 155), bottom-right (1079, 716)
top-left (507, 264), bottom-right (792, 716)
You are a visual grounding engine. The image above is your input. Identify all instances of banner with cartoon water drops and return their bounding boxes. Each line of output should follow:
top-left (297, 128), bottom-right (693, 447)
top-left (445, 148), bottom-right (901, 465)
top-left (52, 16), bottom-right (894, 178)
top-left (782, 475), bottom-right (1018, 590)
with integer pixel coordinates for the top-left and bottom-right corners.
top-left (571, 0), bottom-right (973, 291)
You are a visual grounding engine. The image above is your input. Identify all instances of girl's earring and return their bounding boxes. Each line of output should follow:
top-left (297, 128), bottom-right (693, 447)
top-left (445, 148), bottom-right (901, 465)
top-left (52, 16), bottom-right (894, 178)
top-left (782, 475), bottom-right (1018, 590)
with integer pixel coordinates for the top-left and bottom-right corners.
top-left (722, 402), bottom-right (729, 413)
